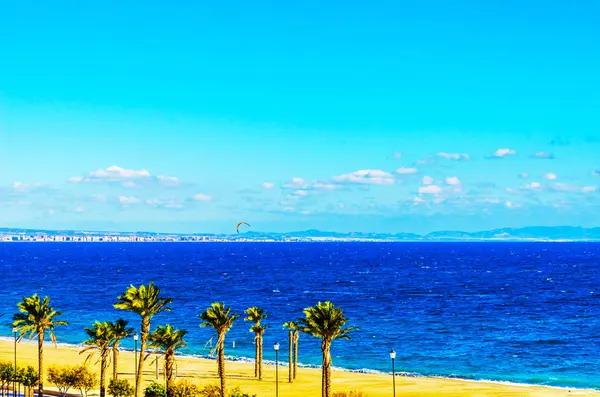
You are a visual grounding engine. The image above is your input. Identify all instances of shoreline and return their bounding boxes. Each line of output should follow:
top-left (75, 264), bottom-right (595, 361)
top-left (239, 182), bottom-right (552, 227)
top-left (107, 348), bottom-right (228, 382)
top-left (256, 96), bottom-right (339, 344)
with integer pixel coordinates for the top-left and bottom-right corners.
top-left (1, 337), bottom-right (597, 396)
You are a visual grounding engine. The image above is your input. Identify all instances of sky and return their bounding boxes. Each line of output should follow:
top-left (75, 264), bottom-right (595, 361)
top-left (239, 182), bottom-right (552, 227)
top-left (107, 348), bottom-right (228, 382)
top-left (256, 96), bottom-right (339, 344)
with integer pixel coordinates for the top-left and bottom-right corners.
top-left (1, 1), bottom-right (600, 234)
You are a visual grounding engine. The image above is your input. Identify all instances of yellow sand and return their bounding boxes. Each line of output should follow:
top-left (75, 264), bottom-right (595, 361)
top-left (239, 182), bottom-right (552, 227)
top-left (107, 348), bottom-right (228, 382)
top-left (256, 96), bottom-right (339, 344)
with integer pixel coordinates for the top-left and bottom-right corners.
top-left (0, 339), bottom-right (597, 397)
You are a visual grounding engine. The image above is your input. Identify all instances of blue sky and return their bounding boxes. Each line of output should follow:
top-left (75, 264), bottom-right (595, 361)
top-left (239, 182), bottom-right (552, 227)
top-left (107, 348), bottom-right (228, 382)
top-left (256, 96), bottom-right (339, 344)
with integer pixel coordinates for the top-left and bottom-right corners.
top-left (1, 1), bottom-right (599, 234)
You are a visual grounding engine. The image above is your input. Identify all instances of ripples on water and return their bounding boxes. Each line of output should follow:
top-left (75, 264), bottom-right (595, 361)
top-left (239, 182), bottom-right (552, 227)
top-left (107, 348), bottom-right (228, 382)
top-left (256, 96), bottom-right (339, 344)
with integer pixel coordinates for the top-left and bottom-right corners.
top-left (0, 242), bottom-right (599, 389)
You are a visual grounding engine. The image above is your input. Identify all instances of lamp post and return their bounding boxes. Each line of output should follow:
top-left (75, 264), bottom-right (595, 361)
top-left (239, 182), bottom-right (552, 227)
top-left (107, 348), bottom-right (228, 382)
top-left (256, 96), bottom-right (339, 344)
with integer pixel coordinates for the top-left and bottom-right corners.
top-left (133, 333), bottom-right (139, 379)
top-left (13, 328), bottom-right (17, 397)
top-left (390, 349), bottom-right (396, 397)
top-left (274, 342), bottom-right (280, 397)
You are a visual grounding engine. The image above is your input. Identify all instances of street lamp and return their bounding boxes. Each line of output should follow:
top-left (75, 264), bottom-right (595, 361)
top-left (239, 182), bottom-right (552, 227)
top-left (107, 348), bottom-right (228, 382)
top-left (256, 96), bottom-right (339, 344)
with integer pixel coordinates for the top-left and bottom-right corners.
top-left (133, 333), bottom-right (139, 379)
top-left (390, 349), bottom-right (396, 397)
top-left (274, 342), bottom-right (280, 397)
top-left (13, 328), bottom-right (17, 397)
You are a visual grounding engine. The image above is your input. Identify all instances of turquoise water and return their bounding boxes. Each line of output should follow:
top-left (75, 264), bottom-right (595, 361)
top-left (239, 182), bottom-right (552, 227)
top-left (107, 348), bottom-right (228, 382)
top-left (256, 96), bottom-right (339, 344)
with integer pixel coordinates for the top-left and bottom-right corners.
top-left (0, 242), bottom-right (598, 389)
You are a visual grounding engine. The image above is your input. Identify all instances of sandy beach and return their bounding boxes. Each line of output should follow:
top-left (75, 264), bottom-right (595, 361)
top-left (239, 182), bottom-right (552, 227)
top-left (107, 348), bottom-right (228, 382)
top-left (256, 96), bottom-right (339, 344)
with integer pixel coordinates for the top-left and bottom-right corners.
top-left (0, 339), bottom-right (597, 397)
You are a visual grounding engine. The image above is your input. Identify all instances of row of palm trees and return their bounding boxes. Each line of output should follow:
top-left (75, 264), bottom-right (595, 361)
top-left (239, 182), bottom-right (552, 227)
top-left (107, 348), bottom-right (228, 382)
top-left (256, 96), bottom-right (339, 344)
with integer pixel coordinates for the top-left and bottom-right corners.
top-left (8, 282), bottom-right (357, 397)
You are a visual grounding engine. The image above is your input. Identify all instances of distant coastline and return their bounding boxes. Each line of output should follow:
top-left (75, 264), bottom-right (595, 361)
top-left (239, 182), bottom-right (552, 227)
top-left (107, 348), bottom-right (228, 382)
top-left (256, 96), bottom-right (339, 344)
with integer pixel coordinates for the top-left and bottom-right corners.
top-left (2, 226), bottom-right (600, 242)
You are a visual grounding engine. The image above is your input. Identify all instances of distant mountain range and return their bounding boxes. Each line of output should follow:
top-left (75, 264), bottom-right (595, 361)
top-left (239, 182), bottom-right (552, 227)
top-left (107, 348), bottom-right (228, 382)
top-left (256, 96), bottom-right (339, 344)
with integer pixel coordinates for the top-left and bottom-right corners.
top-left (2, 226), bottom-right (600, 241)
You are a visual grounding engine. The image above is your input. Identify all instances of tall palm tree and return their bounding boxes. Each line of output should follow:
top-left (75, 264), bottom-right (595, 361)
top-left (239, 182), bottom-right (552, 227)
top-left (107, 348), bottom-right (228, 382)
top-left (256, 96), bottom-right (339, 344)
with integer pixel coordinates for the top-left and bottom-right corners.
top-left (148, 325), bottom-right (187, 397)
top-left (299, 301), bottom-right (358, 397)
top-left (293, 325), bottom-right (300, 380)
top-left (243, 307), bottom-right (267, 380)
top-left (114, 283), bottom-right (173, 397)
top-left (200, 302), bottom-right (239, 397)
top-left (80, 321), bottom-right (114, 397)
top-left (108, 319), bottom-right (134, 381)
top-left (12, 294), bottom-right (68, 397)
top-left (283, 322), bottom-right (297, 383)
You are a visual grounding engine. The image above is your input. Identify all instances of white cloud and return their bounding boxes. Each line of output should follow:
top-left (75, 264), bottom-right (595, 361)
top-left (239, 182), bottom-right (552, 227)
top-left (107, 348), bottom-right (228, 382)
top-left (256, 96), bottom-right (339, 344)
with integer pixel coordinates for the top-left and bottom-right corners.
top-left (11, 181), bottom-right (42, 192)
top-left (69, 165), bottom-right (181, 187)
top-left (550, 183), bottom-right (579, 192)
top-left (294, 190), bottom-right (309, 196)
top-left (396, 167), bottom-right (418, 174)
top-left (282, 177), bottom-right (310, 189)
top-left (48, 209), bottom-right (55, 215)
top-left (438, 152), bottom-right (470, 161)
top-left (418, 185), bottom-right (442, 194)
top-left (392, 152), bottom-right (402, 159)
top-left (262, 182), bottom-right (275, 189)
top-left (445, 176), bottom-right (461, 186)
top-left (422, 176), bottom-right (434, 185)
top-left (74, 206), bottom-right (86, 213)
top-left (492, 148), bottom-right (517, 158)
top-left (544, 173), bottom-right (557, 180)
top-left (119, 196), bottom-right (141, 204)
top-left (92, 194), bottom-right (107, 202)
top-left (332, 170), bottom-right (395, 185)
top-left (505, 201), bottom-right (522, 208)
top-left (193, 193), bottom-right (212, 201)
top-left (523, 182), bottom-right (542, 189)
top-left (312, 183), bottom-right (341, 191)
top-left (413, 196), bottom-right (426, 204)
top-left (146, 199), bottom-right (183, 209)
top-left (582, 186), bottom-right (597, 193)
top-left (519, 173), bottom-right (529, 179)
top-left (530, 152), bottom-right (555, 159)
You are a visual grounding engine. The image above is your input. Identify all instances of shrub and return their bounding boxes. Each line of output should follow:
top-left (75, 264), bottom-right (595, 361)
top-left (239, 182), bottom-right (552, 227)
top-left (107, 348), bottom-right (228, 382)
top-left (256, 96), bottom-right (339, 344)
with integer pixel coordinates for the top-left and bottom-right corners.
top-left (20, 366), bottom-right (39, 397)
top-left (72, 366), bottom-right (98, 397)
top-left (171, 379), bottom-right (200, 397)
top-left (145, 382), bottom-right (167, 397)
top-left (48, 366), bottom-right (79, 397)
top-left (109, 379), bottom-right (135, 397)
top-left (197, 384), bottom-right (220, 397)
top-left (0, 362), bottom-right (16, 394)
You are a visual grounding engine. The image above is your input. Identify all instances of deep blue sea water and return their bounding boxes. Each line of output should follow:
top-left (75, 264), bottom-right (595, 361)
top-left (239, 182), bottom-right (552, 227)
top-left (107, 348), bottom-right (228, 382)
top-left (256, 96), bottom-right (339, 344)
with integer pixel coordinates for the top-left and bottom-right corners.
top-left (0, 242), bottom-right (599, 389)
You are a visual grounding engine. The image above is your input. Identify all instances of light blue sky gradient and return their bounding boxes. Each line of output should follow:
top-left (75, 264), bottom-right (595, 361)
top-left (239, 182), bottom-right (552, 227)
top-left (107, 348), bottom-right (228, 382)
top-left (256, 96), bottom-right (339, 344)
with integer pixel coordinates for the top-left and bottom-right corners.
top-left (1, 1), bottom-right (599, 233)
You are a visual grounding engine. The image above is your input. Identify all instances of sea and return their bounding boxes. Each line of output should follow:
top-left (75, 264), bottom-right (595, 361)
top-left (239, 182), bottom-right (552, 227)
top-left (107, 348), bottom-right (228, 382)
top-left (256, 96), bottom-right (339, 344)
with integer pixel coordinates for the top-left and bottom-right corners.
top-left (0, 242), bottom-right (598, 390)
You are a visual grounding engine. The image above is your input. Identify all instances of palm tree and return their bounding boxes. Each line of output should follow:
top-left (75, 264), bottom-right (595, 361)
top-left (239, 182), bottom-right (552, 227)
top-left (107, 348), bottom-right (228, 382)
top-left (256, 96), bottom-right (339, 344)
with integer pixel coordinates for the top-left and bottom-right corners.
top-left (80, 321), bottom-right (114, 397)
top-left (114, 283), bottom-right (173, 397)
top-left (293, 325), bottom-right (300, 380)
top-left (283, 322), bottom-right (297, 383)
top-left (199, 302), bottom-right (239, 397)
top-left (148, 325), bottom-right (187, 397)
top-left (299, 301), bottom-right (358, 397)
top-left (12, 294), bottom-right (68, 397)
top-left (243, 307), bottom-right (267, 380)
top-left (108, 319), bottom-right (134, 381)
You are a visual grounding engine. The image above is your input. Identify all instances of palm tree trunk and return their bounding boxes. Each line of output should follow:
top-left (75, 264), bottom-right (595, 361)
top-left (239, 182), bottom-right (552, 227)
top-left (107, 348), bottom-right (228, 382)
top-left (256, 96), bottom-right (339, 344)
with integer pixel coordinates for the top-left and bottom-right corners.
top-left (217, 333), bottom-right (226, 397)
top-left (100, 354), bottom-right (106, 397)
top-left (293, 331), bottom-right (299, 380)
top-left (254, 334), bottom-right (258, 378)
top-left (135, 318), bottom-right (150, 397)
top-left (38, 331), bottom-right (44, 397)
top-left (258, 335), bottom-right (263, 380)
top-left (288, 330), bottom-right (293, 383)
top-left (165, 352), bottom-right (174, 397)
top-left (321, 340), bottom-right (332, 397)
top-left (112, 343), bottom-right (120, 380)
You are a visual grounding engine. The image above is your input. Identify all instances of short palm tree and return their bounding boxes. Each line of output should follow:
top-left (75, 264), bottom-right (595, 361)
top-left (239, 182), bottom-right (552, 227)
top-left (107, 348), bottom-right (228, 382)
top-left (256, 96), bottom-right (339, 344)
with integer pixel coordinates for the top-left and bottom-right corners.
top-left (81, 321), bottom-right (114, 397)
top-left (12, 294), bottom-right (68, 397)
top-left (200, 302), bottom-right (239, 397)
top-left (283, 321), bottom-right (298, 383)
top-left (108, 319), bottom-right (134, 380)
top-left (244, 307), bottom-right (267, 380)
top-left (148, 324), bottom-right (187, 396)
top-left (114, 283), bottom-right (173, 397)
top-left (299, 301), bottom-right (358, 397)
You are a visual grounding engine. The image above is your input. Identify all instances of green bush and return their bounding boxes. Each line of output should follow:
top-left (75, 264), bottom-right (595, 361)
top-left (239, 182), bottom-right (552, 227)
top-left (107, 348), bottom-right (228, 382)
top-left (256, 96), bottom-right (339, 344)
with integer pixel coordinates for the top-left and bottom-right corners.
top-left (72, 365), bottom-right (97, 397)
top-left (109, 379), bottom-right (135, 397)
top-left (145, 382), bottom-right (167, 397)
top-left (171, 379), bottom-right (201, 397)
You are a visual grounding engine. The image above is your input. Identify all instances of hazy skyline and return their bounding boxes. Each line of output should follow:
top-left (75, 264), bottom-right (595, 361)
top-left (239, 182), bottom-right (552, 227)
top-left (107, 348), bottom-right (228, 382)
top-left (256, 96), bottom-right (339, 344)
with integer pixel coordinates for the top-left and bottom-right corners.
top-left (2, 1), bottom-right (600, 233)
